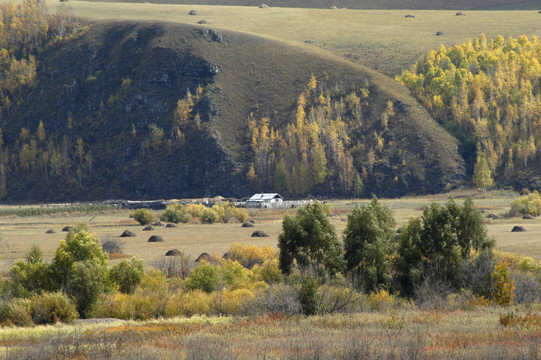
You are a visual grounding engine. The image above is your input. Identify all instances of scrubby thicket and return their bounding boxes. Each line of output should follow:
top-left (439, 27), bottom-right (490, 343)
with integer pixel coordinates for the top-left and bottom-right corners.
top-left (2, 199), bottom-right (540, 328)
top-left (399, 34), bottom-right (541, 190)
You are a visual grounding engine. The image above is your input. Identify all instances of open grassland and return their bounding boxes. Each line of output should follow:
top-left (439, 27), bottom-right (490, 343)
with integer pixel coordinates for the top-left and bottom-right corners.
top-left (67, 2), bottom-right (541, 75)
top-left (0, 308), bottom-right (540, 359)
top-left (0, 190), bottom-right (540, 273)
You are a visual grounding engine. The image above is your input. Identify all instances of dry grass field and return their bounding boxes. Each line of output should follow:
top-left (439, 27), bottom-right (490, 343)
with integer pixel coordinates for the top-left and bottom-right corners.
top-left (66, 2), bottom-right (541, 75)
top-left (0, 190), bottom-right (539, 273)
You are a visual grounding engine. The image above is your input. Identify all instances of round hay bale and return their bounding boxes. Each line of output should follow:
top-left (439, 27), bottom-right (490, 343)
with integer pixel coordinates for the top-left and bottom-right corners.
top-left (102, 240), bottom-right (122, 254)
top-left (249, 219), bottom-right (255, 224)
top-left (165, 249), bottom-right (181, 256)
top-left (62, 226), bottom-right (75, 232)
top-left (251, 230), bottom-right (270, 237)
top-left (153, 221), bottom-right (165, 227)
top-left (435, 31), bottom-right (444, 36)
top-left (259, 4), bottom-right (270, 8)
top-left (242, 221), bottom-right (255, 228)
top-left (522, 214), bottom-right (535, 220)
top-left (148, 235), bottom-right (164, 242)
top-left (456, 11), bottom-right (466, 16)
top-left (195, 252), bottom-right (212, 262)
top-left (198, 19), bottom-right (209, 24)
top-left (486, 213), bottom-right (499, 220)
top-left (165, 223), bottom-right (177, 228)
top-left (188, 10), bottom-right (199, 15)
top-left (120, 230), bottom-right (136, 237)
top-left (143, 225), bottom-right (154, 231)
top-left (304, 39), bottom-right (319, 45)
top-left (405, 14), bottom-right (415, 18)
top-left (330, 5), bottom-right (338, 9)
top-left (46, 229), bottom-right (55, 234)
top-left (511, 226), bottom-right (526, 232)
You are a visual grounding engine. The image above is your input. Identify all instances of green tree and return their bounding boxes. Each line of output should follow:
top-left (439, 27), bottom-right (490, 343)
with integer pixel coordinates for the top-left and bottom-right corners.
top-left (8, 245), bottom-right (53, 297)
top-left (160, 204), bottom-right (190, 224)
top-left (395, 197), bottom-right (494, 297)
top-left (49, 224), bottom-right (109, 317)
top-left (185, 261), bottom-right (221, 293)
top-left (109, 257), bottom-right (145, 294)
top-left (278, 202), bottom-right (345, 277)
top-left (343, 197), bottom-right (396, 292)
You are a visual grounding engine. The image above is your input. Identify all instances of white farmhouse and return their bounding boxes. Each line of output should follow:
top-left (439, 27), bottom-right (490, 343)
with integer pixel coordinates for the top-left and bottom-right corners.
top-left (246, 193), bottom-right (284, 208)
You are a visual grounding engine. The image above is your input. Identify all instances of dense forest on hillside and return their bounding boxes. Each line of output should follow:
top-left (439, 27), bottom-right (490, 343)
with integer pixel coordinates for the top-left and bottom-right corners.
top-left (399, 34), bottom-right (541, 191)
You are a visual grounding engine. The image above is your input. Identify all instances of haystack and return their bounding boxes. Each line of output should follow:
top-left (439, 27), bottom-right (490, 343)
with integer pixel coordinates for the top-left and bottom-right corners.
top-left (148, 235), bottom-right (164, 242)
top-left (46, 229), bottom-right (55, 234)
top-left (242, 221), bottom-right (255, 228)
top-left (195, 252), bottom-right (212, 262)
top-left (153, 221), bottom-right (165, 227)
top-left (165, 223), bottom-right (177, 228)
top-left (456, 11), bottom-right (466, 16)
top-left (102, 240), bottom-right (123, 254)
top-left (436, 31), bottom-right (444, 36)
top-left (259, 4), bottom-right (270, 8)
top-left (522, 214), bottom-right (534, 220)
top-left (188, 10), bottom-right (199, 15)
top-left (330, 5), bottom-right (338, 9)
top-left (165, 249), bottom-right (181, 256)
top-left (405, 14), bottom-right (415, 18)
top-left (120, 230), bottom-right (136, 237)
top-left (511, 226), bottom-right (526, 232)
top-left (251, 230), bottom-right (270, 237)
top-left (143, 225), bottom-right (154, 231)
top-left (62, 226), bottom-right (75, 232)
top-left (198, 20), bottom-right (209, 24)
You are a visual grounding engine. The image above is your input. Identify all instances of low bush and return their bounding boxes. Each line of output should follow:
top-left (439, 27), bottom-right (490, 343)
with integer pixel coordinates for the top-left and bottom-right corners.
top-left (510, 191), bottom-right (541, 216)
top-left (182, 290), bottom-right (213, 316)
top-left (491, 260), bottom-right (515, 306)
top-left (187, 203), bottom-right (207, 218)
top-left (211, 202), bottom-right (249, 223)
top-left (200, 208), bottom-right (218, 224)
top-left (227, 243), bottom-right (276, 268)
top-left (160, 204), bottom-right (190, 224)
top-left (30, 292), bottom-right (78, 324)
top-left (153, 251), bottom-right (193, 278)
top-left (512, 271), bottom-right (541, 304)
top-left (252, 259), bottom-right (282, 284)
top-left (132, 209), bottom-right (157, 225)
top-left (0, 298), bottom-right (33, 326)
top-left (185, 261), bottom-right (221, 292)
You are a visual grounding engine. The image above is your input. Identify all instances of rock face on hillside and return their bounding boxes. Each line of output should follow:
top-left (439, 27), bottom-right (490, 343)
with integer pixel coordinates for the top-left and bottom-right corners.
top-left (0, 22), bottom-right (465, 201)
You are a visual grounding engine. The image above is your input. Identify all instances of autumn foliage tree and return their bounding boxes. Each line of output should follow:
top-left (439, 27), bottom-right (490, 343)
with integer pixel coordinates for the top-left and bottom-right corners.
top-left (399, 34), bottom-right (541, 188)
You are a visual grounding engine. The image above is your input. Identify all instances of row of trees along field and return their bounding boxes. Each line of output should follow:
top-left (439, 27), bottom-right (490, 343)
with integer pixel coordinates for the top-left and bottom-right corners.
top-left (3, 198), bottom-right (540, 326)
top-left (247, 76), bottom-right (378, 197)
top-left (398, 34), bottom-right (541, 190)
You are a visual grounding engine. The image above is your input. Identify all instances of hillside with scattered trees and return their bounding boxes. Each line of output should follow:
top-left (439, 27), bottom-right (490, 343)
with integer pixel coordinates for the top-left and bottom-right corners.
top-left (0, 1), bottom-right (465, 201)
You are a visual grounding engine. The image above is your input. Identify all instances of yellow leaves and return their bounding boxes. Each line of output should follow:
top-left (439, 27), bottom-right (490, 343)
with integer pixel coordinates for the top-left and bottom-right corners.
top-left (491, 260), bottom-right (515, 306)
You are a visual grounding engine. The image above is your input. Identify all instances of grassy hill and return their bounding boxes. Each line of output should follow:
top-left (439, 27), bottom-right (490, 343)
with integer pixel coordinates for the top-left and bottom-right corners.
top-left (0, 19), bottom-right (463, 200)
top-left (78, 0), bottom-right (541, 10)
top-left (68, 3), bottom-right (541, 75)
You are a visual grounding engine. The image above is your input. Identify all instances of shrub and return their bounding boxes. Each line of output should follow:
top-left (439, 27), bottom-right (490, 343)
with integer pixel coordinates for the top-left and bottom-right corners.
top-left (298, 276), bottom-right (321, 315)
top-left (512, 271), bottom-right (541, 304)
top-left (491, 260), bottom-right (515, 306)
top-left (153, 251), bottom-right (193, 278)
top-left (221, 259), bottom-right (253, 290)
top-left (247, 283), bottom-right (302, 316)
top-left (185, 261), bottom-right (221, 293)
top-left (510, 191), bottom-right (541, 216)
top-left (182, 290), bottom-right (213, 316)
top-left (160, 204), bottom-right (190, 224)
top-left (218, 288), bottom-right (255, 315)
top-left (367, 289), bottom-right (395, 311)
top-left (0, 298), bottom-right (33, 327)
top-left (30, 292), bottom-right (78, 324)
top-left (8, 245), bottom-right (53, 297)
top-left (187, 203), bottom-right (207, 218)
top-left (200, 208), bottom-right (218, 224)
top-left (516, 256), bottom-right (541, 274)
top-left (227, 243), bottom-right (276, 268)
top-left (211, 202), bottom-right (248, 223)
top-left (132, 209), bottom-right (157, 225)
top-left (67, 260), bottom-right (108, 317)
top-left (253, 259), bottom-right (282, 284)
top-left (110, 258), bottom-right (145, 294)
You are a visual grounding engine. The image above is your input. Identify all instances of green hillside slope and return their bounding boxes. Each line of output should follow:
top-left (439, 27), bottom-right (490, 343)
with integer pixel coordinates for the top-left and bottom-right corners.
top-left (0, 19), bottom-right (464, 201)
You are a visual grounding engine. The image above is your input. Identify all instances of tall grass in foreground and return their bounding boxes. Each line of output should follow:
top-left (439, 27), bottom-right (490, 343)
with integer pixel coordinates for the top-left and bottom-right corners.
top-left (0, 204), bottom-right (117, 218)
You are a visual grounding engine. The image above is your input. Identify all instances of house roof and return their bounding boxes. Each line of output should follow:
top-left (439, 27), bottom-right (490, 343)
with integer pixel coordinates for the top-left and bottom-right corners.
top-left (247, 193), bottom-right (284, 201)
